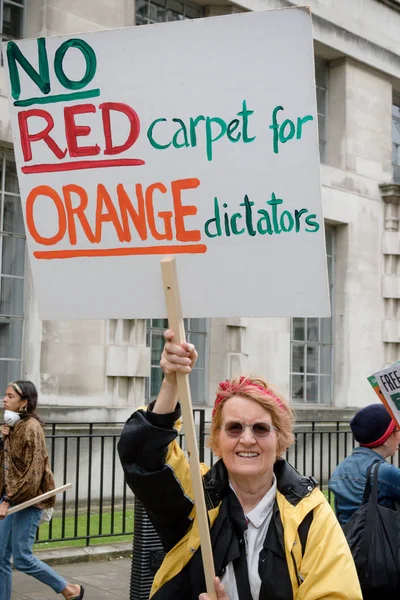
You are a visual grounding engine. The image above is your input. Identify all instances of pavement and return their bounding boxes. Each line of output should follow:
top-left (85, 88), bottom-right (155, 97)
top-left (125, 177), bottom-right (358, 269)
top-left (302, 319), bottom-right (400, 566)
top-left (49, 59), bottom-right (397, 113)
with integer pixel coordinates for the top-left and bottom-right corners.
top-left (11, 544), bottom-right (134, 600)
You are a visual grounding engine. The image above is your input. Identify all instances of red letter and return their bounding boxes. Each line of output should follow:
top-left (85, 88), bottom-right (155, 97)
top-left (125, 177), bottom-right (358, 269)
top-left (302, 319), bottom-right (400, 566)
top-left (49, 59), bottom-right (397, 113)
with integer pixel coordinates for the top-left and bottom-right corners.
top-left (64, 103), bottom-right (100, 158)
top-left (100, 102), bottom-right (140, 155)
top-left (117, 184), bottom-right (147, 242)
top-left (18, 109), bottom-right (67, 162)
top-left (171, 178), bottom-right (201, 242)
top-left (62, 184), bottom-right (96, 245)
top-left (26, 185), bottom-right (66, 246)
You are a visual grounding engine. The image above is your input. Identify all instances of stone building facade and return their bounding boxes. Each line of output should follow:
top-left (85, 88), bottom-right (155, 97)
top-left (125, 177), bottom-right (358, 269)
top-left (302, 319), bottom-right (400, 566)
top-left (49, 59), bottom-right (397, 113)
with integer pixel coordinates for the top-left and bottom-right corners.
top-left (0, 0), bottom-right (400, 423)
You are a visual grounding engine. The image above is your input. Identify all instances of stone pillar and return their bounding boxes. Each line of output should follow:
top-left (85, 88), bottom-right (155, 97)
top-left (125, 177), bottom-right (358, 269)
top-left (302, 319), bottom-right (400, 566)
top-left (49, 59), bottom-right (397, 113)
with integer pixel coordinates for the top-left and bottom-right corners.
top-left (106, 319), bottom-right (150, 407)
top-left (380, 183), bottom-right (400, 363)
top-left (327, 58), bottom-right (392, 406)
top-left (328, 58), bottom-right (392, 180)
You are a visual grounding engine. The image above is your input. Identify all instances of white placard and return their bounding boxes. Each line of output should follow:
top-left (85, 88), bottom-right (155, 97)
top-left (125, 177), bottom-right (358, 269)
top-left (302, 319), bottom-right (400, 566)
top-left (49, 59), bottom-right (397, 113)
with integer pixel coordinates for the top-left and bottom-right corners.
top-left (3, 7), bottom-right (330, 320)
top-left (372, 364), bottom-right (400, 427)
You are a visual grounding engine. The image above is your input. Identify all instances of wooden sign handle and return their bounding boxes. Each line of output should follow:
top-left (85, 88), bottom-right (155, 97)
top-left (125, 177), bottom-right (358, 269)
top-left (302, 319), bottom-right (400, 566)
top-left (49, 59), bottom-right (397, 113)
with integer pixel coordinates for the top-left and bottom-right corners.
top-left (161, 257), bottom-right (216, 600)
top-left (7, 483), bottom-right (72, 515)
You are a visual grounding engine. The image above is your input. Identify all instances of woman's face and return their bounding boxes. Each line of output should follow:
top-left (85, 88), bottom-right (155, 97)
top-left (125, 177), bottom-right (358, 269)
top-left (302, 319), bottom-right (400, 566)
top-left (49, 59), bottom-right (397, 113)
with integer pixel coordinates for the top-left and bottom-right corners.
top-left (3, 386), bottom-right (25, 413)
top-left (214, 395), bottom-right (278, 483)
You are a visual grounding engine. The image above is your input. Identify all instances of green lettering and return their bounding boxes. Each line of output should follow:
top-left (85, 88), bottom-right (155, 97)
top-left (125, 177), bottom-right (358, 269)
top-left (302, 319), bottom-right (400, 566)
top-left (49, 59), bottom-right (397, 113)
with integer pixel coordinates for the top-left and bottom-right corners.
top-left (237, 100), bottom-right (256, 143)
top-left (280, 210), bottom-right (294, 232)
top-left (305, 214), bottom-right (320, 232)
top-left (7, 38), bottom-right (50, 100)
top-left (54, 39), bottom-right (96, 90)
top-left (172, 118), bottom-right (189, 148)
top-left (204, 197), bottom-right (222, 238)
top-left (223, 204), bottom-right (231, 237)
top-left (266, 192), bottom-right (283, 234)
top-left (189, 115), bottom-right (205, 147)
top-left (147, 118), bottom-right (171, 150)
top-left (239, 195), bottom-right (256, 237)
top-left (205, 117), bottom-right (227, 161)
top-left (257, 210), bottom-right (273, 235)
top-left (231, 212), bottom-right (245, 235)
top-left (296, 115), bottom-right (313, 139)
top-left (294, 208), bottom-right (308, 232)
top-left (227, 119), bottom-right (241, 143)
top-left (269, 105), bottom-right (283, 154)
top-left (279, 119), bottom-right (295, 144)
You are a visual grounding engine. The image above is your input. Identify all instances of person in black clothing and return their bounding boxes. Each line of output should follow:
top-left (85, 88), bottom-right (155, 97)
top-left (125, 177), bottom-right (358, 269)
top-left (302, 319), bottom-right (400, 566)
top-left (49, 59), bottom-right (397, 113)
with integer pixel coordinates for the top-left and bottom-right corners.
top-left (118, 330), bottom-right (362, 600)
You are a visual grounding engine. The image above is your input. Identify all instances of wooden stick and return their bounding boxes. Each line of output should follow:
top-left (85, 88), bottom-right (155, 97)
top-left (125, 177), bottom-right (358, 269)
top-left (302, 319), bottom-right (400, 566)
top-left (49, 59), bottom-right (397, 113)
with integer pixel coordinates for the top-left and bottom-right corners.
top-left (7, 483), bottom-right (72, 515)
top-left (161, 257), bottom-right (216, 600)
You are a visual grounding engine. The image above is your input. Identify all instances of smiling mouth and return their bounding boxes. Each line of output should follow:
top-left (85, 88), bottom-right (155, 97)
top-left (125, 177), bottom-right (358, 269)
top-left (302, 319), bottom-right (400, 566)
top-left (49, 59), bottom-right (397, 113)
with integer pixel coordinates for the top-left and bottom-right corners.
top-left (236, 452), bottom-right (259, 458)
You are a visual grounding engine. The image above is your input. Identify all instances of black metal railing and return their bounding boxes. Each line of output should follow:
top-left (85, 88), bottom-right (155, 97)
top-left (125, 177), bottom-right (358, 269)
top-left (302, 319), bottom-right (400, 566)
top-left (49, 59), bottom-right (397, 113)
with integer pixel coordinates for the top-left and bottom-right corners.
top-left (35, 414), bottom-right (399, 547)
top-left (35, 410), bottom-right (205, 547)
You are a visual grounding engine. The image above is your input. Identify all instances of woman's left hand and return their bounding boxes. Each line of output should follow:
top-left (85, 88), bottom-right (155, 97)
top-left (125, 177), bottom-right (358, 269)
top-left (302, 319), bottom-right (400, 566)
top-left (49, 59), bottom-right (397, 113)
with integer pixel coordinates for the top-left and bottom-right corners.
top-left (199, 577), bottom-right (229, 600)
top-left (0, 500), bottom-right (10, 520)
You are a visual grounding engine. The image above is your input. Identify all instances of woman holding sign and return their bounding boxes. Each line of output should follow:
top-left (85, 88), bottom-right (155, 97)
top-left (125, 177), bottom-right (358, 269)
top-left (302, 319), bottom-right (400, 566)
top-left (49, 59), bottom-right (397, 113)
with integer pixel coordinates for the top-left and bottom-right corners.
top-left (0, 381), bottom-right (84, 600)
top-left (119, 331), bottom-right (362, 600)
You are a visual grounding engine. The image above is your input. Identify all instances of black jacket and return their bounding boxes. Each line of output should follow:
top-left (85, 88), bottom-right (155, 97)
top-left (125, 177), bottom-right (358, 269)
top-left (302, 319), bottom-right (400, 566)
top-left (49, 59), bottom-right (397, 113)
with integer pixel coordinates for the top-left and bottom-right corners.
top-left (118, 404), bottom-right (321, 600)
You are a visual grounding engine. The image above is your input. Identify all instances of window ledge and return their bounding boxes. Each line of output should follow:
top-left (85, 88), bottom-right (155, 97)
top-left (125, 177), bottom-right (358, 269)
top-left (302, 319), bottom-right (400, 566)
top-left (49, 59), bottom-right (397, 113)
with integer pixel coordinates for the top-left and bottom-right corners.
top-left (376, 0), bottom-right (400, 13)
top-left (379, 183), bottom-right (400, 203)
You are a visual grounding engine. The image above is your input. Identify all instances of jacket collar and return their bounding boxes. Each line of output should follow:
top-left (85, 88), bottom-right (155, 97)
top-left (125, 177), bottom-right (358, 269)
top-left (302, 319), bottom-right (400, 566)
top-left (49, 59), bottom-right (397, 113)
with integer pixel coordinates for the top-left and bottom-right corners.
top-left (203, 457), bottom-right (317, 509)
top-left (352, 446), bottom-right (385, 460)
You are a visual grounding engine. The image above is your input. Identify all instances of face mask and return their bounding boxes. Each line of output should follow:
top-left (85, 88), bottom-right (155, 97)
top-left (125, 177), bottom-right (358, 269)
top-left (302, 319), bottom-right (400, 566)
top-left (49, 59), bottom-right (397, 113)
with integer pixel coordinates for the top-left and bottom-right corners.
top-left (4, 410), bottom-right (21, 427)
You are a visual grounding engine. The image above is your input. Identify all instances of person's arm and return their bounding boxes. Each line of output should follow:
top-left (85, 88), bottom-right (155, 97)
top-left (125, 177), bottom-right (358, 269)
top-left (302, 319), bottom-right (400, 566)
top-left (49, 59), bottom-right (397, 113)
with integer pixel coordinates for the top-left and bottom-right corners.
top-left (5, 422), bottom-right (47, 506)
top-left (378, 461), bottom-right (400, 500)
top-left (295, 499), bottom-right (362, 600)
top-left (118, 329), bottom-right (199, 551)
top-left (0, 426), bottom-right (8, 518)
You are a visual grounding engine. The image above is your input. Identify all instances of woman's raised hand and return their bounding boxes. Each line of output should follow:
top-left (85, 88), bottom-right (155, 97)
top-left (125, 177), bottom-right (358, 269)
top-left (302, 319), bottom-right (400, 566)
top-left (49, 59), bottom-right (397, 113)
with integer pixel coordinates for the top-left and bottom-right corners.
top-left (160, 329), bottom-right (198, 385)
top-left (199, 578), bottom-right (229, 600)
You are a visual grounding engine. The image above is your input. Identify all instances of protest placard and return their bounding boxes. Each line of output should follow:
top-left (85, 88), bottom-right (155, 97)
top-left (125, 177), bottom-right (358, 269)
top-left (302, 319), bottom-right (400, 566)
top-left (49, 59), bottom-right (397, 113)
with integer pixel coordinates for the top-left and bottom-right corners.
top-left (3, 7), bottom-right (330, 321)
top-left (369, 365), bottom-right (400, 427)
top-left (3, 9), bottom-right (329, 597)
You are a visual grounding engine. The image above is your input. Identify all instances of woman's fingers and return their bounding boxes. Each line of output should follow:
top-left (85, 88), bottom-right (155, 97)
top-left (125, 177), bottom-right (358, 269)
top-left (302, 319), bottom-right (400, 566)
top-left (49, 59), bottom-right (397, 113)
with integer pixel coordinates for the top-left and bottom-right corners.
top-left (214, 577), bottom-right (229, 599)
top-left (199, 578), bottom-right (229, 600)
top-left (161, 330), bottom-right (198, 376)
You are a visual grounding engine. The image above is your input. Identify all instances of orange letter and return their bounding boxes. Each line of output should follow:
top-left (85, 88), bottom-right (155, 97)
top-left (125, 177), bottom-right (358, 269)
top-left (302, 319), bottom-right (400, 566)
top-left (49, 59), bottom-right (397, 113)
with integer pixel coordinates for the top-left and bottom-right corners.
top-left (171, 178), bottom-right (201, 242)
top-left (95, 184), bottom-right (125, 243)
top-left (62, 184), bottom-right (96, 245)
top-left (117, 184), bottom-right (147, 242)
top-left (143, 182), bottom-right (173, 241)
top-left (26, 185), bottom-right (66, 246)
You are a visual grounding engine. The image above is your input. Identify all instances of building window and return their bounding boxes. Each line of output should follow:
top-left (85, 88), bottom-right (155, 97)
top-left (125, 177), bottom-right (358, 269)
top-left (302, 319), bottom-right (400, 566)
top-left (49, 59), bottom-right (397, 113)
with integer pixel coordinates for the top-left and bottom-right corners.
top-left (315, 58), bottom-right (328, 164)
top-left (0, 151), bottom-right (25, 392)
top-left (136, 0), bottom-right (204, 25)
top-left (146, 318), bottom-right (208, 404)
top-left (0, 0), bottom-right (24, 43)
top-left (392, 94), bottom-right (400, 183)
top-left (290, 226), bottom-right (334, 404)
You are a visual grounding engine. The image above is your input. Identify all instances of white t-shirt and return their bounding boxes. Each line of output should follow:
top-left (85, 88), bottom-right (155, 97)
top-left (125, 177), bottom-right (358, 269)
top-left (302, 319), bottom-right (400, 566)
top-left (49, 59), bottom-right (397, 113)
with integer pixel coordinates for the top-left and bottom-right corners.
top-left (221, 476), bottom-right (277, 600)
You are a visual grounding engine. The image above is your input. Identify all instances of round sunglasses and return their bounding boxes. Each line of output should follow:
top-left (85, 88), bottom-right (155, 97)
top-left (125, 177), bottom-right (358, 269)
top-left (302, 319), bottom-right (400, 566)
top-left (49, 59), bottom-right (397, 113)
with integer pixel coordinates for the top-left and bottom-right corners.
top-left (223, 421), bottom-right (276, 439)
